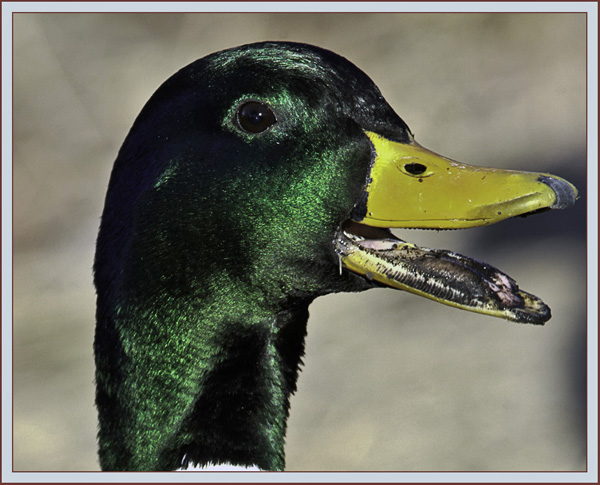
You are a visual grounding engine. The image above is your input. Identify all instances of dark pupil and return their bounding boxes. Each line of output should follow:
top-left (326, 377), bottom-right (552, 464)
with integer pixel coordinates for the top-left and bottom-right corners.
top-left (238, 102), bottom-right (276, 133)
top-left (404, 163), bottom-right (427, 175)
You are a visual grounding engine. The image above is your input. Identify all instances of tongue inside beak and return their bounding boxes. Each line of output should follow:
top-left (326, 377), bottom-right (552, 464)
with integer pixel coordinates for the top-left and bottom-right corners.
top-left (335, 131), bottom-right (578, 324)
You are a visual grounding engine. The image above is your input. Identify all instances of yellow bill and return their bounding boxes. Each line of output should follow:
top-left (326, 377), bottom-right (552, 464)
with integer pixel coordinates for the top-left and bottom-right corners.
top-left (336, 131), bottom-right (578, 325)
top-left (357, 131), bottom-right (577, 229)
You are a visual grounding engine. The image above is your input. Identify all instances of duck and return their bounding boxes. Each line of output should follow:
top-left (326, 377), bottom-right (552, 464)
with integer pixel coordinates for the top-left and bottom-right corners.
top-left (93, 41), bottom-right (577, 472)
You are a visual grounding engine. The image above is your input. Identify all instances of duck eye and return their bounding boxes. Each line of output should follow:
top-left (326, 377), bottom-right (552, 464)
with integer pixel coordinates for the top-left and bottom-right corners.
top-left (237, 102), bottom-right (276, 133)
top-left (404, 163), bottom-right (427, 175)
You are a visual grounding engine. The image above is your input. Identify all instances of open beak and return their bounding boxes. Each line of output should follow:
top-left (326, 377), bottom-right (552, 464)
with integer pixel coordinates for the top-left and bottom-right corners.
top-left (335, 131), bottom-right (578, 325)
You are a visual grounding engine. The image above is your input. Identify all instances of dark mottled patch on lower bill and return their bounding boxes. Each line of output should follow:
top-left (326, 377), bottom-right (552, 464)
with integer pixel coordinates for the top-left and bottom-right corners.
top-left (334, 230), bottom-right (550, 325)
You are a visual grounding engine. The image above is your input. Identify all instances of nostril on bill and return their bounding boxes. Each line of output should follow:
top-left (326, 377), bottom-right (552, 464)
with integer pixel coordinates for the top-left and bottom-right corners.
top-left (537, 175), bottom-right (578, 210)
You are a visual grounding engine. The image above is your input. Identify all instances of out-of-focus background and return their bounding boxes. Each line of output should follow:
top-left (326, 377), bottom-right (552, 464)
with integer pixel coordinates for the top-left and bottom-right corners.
top-left (12, 13), bottom-right (587, 472)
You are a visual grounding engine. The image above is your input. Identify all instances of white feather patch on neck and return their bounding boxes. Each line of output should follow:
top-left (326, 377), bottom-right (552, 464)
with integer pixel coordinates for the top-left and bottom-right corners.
top-left (178, 462), bottom-right (262, 471)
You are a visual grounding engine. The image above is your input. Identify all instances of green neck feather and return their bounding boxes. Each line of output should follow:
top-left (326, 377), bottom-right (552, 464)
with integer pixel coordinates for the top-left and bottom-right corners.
top-left (97, 290), bottom-right (309, 471)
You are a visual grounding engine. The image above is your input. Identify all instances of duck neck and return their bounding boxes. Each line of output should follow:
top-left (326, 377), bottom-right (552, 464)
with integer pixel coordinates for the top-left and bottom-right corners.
top-left (95, 291), bottom-right (310, 471)
top-left (187, 302), bottom-right (310, 471)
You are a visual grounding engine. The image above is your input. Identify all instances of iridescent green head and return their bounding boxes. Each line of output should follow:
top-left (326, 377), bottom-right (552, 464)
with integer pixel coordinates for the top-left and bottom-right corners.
top-left (94, 41), bottom-right (576, 471)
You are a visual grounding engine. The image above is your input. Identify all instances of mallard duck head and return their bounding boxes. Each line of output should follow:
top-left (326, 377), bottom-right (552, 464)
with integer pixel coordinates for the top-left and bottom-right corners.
top-left (94, 41), bottom-right (577, 471)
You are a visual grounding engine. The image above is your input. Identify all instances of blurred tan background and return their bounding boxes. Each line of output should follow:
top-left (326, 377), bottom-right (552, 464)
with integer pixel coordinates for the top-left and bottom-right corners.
top-left (12, 13), bottom-right (587, 472)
